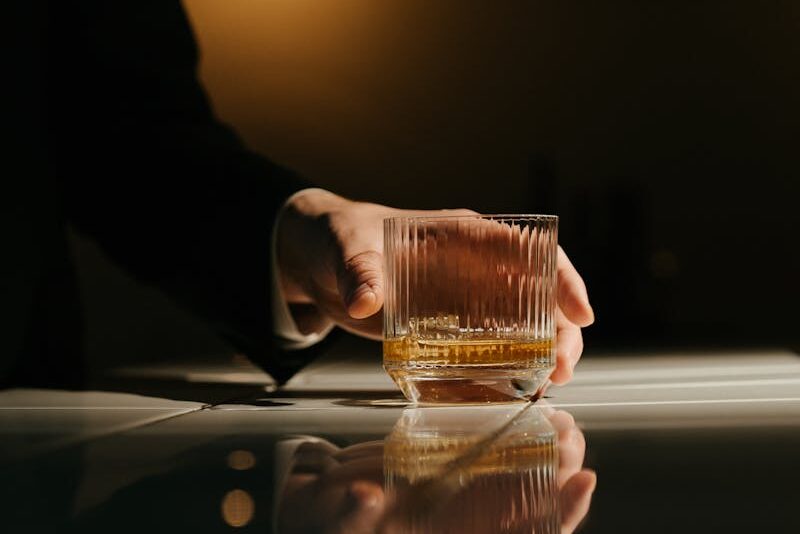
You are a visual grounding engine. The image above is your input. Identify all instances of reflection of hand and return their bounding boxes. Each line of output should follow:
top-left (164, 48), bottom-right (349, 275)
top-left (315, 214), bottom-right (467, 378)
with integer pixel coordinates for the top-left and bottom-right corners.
top-left (277, 189), bottom-right (594, 384)
top-left (279, 407), bottom-right (596, 533)
top-left (547, 409), bottom-right (597, 533)
top-left (278, 441), bottom-right (387, 534)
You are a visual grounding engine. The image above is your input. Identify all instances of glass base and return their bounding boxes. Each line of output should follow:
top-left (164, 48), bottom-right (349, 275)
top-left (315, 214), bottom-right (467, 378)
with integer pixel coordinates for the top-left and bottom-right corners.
top-left (385, 365), bottom-right (553, 405)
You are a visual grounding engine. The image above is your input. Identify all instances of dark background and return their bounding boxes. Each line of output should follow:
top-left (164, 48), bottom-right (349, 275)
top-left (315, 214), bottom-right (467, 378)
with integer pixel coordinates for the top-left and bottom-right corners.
top-left (71, 0), bottom-right (799, 372)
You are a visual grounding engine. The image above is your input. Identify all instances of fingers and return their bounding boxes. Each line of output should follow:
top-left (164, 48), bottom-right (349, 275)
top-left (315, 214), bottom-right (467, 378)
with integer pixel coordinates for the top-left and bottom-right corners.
top-left (549, 410), bottom-right (587, 487)
top-left (550, 308), bottom-right (584, 385)
top-left (331, 208), bottom-right (474, 322)
top-left (336, 250), bottom-right (385, 319)
top-left (547, 408), bottom-right (575, 434)
top-left (560, 469), bottom-right (597, 534)
top-left (557, 247), bottom-right (594, 327)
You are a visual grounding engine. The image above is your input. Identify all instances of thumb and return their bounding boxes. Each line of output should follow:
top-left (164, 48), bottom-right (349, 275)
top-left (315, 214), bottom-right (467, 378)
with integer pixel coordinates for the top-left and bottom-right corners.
top-left (336, 250), bottom-right (384, 319)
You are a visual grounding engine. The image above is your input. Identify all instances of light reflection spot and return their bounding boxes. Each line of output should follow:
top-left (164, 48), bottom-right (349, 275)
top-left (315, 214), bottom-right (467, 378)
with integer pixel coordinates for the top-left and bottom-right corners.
top-left (227, 449), bottom-right (257, 471)
top-left (221, 489), bottom-right (255, 527)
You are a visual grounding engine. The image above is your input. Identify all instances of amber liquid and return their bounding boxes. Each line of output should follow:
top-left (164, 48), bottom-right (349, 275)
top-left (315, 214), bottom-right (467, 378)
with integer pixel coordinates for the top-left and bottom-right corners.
top-left (384, 337), bottom-right (553, 367)
top-left (384, 337), bottom-right (554, 403)
top-left (384, 433), bottom-right (556, 483)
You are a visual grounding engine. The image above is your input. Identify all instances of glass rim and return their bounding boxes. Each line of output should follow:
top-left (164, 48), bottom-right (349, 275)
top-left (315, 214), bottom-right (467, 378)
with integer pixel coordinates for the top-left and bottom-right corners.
top-left (383, 213), bottom-right (558, 223)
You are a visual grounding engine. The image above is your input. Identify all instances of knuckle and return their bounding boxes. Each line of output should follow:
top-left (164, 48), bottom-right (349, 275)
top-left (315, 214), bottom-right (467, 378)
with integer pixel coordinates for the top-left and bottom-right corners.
top-left (344, 251), bottom-right (379, 269)
top-left (344, 251), bottom-right (382, 280)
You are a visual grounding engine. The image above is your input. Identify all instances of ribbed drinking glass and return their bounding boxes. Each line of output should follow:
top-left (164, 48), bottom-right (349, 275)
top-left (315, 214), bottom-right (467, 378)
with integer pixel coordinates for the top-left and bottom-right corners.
top-left (383, 215), bottom-right (558, 404)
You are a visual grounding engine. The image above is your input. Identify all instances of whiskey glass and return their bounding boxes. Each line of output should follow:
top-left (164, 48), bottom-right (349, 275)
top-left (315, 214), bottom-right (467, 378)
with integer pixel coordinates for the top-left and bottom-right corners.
top-left (383, 215), bottom-right (558, 404)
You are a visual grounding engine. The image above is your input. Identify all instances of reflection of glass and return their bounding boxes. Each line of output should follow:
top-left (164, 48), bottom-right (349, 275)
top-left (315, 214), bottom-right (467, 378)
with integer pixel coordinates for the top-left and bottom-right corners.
top-left (383, 404), bottom-right (559, 533)
top-left (383, 215), bottom-right (558, 404)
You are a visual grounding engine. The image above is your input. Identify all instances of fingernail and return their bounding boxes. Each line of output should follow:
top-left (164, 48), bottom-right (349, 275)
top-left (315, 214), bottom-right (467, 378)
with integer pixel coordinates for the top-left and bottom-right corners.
top-left (347, 285), bottom-right (378, 318)
top-left (349, 286), bottom-right (375, 306)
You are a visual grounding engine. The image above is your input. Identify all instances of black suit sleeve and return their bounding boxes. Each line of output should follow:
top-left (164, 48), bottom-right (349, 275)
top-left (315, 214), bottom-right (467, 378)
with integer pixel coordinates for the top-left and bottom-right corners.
top-left (51, 1), bottom-right (313, 382)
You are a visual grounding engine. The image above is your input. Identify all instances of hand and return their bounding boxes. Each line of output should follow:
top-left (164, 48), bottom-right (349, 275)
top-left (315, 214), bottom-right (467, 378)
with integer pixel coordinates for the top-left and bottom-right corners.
top-left (278, 407), bottom-right (596, 533)
top-left (278, 440), bottom-right (387, 534)
top-left (550, 247), bottom-right (595, 385)
top-left (276, 189), bottom-right (594, 383)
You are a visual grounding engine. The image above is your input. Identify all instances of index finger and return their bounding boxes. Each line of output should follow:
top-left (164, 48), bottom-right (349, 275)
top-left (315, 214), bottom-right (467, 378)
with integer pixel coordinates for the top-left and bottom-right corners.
top-left (558, 247), bottom-right (594, 327)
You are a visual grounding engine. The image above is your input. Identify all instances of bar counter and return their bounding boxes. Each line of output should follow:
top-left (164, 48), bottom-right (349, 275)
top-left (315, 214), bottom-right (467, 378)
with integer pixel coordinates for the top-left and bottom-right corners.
top-left (2, 340), bottom-right (799, 533)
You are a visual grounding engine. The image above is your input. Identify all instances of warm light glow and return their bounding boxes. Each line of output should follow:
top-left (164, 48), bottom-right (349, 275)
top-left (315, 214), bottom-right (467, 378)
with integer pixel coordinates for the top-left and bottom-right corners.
top-left (221, 489), bottom-right (255, 527)
top-left (227, 449), bottom-right (257, 471)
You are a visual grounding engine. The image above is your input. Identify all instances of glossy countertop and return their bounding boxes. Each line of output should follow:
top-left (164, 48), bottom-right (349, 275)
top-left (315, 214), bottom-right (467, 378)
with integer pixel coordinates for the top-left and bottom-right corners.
top-left (2, 341), bottom-right (799, 533)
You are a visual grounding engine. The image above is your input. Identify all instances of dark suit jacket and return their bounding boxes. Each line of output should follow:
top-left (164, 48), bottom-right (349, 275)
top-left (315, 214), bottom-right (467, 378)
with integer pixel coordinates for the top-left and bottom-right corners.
top-left (3, 0), bottom-right (316, 387)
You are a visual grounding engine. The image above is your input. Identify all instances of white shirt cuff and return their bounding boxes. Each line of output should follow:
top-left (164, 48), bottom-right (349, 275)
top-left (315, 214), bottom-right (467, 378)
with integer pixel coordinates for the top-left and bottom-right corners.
top-left (271, 188), bottom-right (335, 350)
